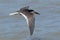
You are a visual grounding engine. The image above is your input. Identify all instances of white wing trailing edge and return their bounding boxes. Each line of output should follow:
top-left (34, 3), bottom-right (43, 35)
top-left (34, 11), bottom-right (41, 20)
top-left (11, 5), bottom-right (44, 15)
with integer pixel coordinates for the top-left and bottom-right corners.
top-left (9, 12), bottom-right (18, 16)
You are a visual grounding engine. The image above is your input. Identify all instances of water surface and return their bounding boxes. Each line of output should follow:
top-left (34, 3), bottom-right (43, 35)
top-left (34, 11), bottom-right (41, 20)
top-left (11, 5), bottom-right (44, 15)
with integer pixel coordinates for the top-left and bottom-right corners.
top-left (0, 0), bottom-right (60, 40)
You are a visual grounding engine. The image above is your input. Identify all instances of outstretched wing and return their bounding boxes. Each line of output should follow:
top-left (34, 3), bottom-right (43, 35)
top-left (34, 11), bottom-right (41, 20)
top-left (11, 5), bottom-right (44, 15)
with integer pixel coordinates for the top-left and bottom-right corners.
top-left (31, 11), bottom-right (40, 15)
top-left (28, 9), bottom-right (40, 15)
top-left (20, 11), bottom-right (35, 36)
top-left (28, 16), bottom-right (35, 35)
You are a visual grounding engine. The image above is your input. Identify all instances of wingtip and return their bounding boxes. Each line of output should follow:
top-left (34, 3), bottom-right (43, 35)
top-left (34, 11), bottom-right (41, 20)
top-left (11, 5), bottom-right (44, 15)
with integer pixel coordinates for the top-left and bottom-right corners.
top-left (38, 13), bottom-right (40, 15)
top-left (9, 12), bottom-right (18, 16)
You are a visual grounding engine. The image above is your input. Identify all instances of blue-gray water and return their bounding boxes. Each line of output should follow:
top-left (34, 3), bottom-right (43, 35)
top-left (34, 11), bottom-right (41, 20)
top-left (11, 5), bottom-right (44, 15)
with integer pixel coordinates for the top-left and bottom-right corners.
top-left (0, 0), bottom-right (60, 40)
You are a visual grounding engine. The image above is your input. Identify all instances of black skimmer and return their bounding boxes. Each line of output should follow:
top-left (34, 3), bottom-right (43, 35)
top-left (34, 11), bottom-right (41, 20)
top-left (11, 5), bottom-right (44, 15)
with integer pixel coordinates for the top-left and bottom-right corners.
top-left (9, 6), bottom-right (40, 36)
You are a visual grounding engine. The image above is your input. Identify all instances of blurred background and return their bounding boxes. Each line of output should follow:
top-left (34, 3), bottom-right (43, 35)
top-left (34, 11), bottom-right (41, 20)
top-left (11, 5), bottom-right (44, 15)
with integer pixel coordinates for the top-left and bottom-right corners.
top-left (0, 0), bottom-right (60, 40)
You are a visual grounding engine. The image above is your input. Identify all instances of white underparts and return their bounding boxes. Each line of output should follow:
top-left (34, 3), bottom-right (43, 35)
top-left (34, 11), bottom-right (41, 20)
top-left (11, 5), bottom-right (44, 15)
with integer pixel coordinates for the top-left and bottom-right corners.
top-left (20, 13), bottom-right (29, 25)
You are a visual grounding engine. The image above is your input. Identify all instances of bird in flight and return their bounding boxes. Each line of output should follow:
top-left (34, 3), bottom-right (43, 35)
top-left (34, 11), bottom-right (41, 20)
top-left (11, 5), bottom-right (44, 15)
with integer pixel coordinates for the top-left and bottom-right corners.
top-left (9, 6), bottom-right (40, 36)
